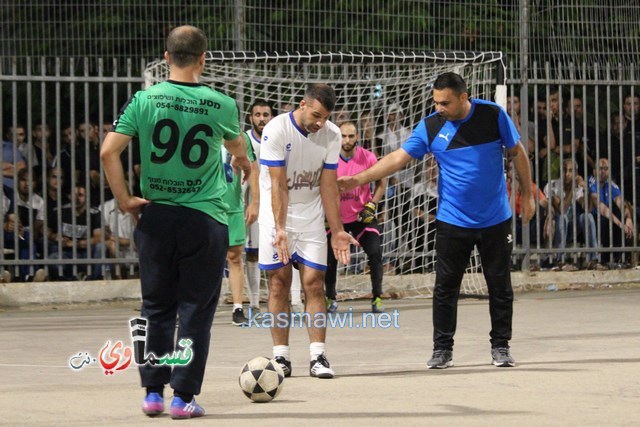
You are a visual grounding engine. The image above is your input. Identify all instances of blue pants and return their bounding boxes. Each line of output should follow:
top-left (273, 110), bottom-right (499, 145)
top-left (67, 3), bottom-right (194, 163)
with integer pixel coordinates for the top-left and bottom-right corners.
top-left (554, 209), bottom-right (598, 263)
top-left (4, 230), bottom-right (42, 280)
top-left (135, 203), bottom-right (228, 396)
top-left (48, 243), bottom-right (107, 280)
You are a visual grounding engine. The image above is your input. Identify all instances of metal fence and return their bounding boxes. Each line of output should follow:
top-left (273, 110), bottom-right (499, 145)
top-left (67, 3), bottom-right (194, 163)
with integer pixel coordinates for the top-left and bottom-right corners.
top-left (0, 55), bottom-right (638, 282)
top-left (0, 57), bottom-right (146, 281)
top-left (510, 62), bottom-right (640, 269)
top-left (2, 1), bottom-right (639, 77)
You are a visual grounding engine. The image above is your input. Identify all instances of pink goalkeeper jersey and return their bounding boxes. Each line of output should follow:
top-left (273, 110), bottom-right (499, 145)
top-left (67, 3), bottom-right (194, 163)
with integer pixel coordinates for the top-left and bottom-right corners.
top-left (338, 146), bottom-right (378, 223)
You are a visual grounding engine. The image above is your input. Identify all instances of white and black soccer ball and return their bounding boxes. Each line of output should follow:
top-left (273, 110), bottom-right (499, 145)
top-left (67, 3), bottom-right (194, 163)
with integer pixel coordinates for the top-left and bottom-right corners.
top-left (239, 356), bottom-right (285, 402)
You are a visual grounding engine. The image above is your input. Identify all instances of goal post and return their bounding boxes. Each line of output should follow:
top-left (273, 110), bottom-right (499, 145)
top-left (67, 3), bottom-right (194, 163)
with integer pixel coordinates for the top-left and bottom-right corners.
top-left (144, 51), bottom-right (507, 299)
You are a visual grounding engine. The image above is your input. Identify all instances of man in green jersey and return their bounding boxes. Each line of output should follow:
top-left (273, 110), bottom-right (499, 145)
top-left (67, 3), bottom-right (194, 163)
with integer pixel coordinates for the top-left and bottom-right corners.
top-left (222, 133), bottom-right (257, 326)
top-left (101, 25), bottom-right (251, 420)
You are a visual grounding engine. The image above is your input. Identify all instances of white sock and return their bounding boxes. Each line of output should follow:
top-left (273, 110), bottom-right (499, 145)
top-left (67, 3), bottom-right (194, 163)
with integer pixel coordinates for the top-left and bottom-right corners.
top-left (273, 345), bottom-right (290, 360)
top-left (246, 261), bottom-right (260, 307)
top-left (291, 269), bottom-right (302, 305)
top-left (309, 342), bottom-right (326, 361)
top-left (233, 303), bottom-right (243, 311)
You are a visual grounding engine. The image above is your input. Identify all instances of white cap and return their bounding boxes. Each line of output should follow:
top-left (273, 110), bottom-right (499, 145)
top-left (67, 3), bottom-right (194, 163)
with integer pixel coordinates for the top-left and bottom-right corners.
top-left (387, 103), bottom-right (403, 116)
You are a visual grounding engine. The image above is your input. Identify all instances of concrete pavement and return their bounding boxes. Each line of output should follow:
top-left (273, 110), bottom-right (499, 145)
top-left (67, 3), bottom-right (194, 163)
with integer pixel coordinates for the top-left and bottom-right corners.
top-left (1, 288), bottom-right (639, 426)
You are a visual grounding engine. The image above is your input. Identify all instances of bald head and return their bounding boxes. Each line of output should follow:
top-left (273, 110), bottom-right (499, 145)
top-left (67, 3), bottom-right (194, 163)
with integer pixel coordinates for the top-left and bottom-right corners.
top-left (166, 25), bottom-right (207, 68)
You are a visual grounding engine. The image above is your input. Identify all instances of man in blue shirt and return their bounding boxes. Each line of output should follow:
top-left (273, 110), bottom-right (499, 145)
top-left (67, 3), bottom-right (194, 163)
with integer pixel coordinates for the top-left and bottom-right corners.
top-left (339, 72), bottom-right (534, 369)
top-left (2, 135), bottom-right (27, 198)
top-left (588, 157), bottom-right (634, 267)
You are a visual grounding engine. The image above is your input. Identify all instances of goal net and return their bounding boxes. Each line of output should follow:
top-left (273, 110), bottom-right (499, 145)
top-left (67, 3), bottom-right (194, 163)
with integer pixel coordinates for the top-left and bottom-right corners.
top-left (144, 51), bottom-right (506, 300)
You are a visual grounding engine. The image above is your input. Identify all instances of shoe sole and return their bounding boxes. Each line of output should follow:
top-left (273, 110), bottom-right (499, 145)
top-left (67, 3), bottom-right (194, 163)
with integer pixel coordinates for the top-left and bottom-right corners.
top-left (232, 320), bottom-right (249, 326)
top-left (171, 413), bottom-right (203, 420)
top-left (427, 361), bottom-right (454, 369)
top-left (143, 407), bottom-right (164, 417)
top-left (310, 371), bottom-right (334, 378)
top-left (143, 398), bottom-right (164, 417)
top-left (492, 360), bottom-right (515, 367)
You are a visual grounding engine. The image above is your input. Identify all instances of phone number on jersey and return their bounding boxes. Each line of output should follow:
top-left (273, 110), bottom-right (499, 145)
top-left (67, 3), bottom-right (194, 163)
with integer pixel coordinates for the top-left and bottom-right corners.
top-left (155, 102), bottom-right (209, 115)
top-left (149, 183), bottom-right (202, 194)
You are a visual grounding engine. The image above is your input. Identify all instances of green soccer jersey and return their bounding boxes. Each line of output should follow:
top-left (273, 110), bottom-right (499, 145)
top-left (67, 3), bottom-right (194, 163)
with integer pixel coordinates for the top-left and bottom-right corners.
top-left (113, 80), bottom-right (241, 224)
top-left (221, 133), bottom-right (255, 214)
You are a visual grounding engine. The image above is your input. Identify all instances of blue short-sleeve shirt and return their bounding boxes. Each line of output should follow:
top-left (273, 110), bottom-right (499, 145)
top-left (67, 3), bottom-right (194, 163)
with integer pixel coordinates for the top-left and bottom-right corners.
top-left (402, 98), bottom-right (520, 228)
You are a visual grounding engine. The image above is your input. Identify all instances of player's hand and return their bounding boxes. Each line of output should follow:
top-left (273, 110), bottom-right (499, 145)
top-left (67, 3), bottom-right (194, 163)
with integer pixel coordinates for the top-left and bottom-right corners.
top-left (357, 202), bottom-right (377, 224)
top-left (245, 201), bottom-right (258, 226)
top-left (118, 196), bottom-right (150, 221)
top-left (231, 155), bottom-right (252, 185)
top-left (520, 193), bottom-right (535, 225)
top-left (273, 228), bottom-right (290, 265)
top-left (624, 218), bottom-right (634, 238)
top-left (337, 176), bottom-right (359, 193)
top-left (330, 230), bottom-right (360, 265)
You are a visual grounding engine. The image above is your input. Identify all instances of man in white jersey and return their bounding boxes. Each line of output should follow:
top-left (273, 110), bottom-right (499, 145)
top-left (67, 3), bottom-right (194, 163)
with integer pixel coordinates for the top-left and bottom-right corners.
top-left (245, 100), bottom-right (305, 317)
top-left (258, 84), bottom-right (357, 379)
top-left (244, 100), bottom-right (273, 315)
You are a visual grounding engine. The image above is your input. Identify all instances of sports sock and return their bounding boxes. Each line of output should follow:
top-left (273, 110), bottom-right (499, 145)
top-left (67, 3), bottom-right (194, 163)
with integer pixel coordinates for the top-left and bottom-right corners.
top-left (173, 390), bottom-right (193, 402)
top-left (273, 345), bottom-right (290, 360)
top-left (233, 303), bottom-right (243, 311)
top-left (290, 269), bottom-right (302, 305)
top-left (246, 261), bottom-right (260, 307)
top-left (146, 386), bottom-right (163, 396)
top-left (309, 342), bottom-right (326, 361)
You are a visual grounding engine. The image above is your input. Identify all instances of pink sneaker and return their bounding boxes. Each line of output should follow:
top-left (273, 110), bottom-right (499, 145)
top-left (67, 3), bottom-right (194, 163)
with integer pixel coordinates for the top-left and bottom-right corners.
top-left (142, 392), bottom-right (164, 416)
top-left (170, 396), bottom-right (205, 419)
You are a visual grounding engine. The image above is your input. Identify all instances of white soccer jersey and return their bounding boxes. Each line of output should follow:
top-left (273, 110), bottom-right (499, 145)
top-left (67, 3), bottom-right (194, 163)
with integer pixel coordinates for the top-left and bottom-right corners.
top-left (246, 128), bottom-right (261, 159)
top-left (258, 112), bottom-right (341, 232)
top-left (242, 128), bottom-right (262, 203)
top-left (244, 128), bottom-right (262, 250)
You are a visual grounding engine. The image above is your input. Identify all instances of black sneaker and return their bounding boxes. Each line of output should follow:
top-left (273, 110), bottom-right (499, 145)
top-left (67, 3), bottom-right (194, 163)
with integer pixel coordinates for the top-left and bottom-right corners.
top-left (274, 356), bottom-right (292, 377)
top-left (427, 349), bottom-right (453, 369)
top-left (371, 297), bottom-right (385, 313)
top-left (232, 308), bottom-right (249, 326)
top-left (491, 347), bottom-right (515, 367)
top-left (309, 353), bottom-right (334, 378)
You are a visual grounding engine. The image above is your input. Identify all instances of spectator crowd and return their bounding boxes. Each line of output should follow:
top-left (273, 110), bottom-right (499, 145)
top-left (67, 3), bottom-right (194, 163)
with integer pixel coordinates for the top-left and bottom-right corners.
top-left (2, 87), bottom-right (639, 282)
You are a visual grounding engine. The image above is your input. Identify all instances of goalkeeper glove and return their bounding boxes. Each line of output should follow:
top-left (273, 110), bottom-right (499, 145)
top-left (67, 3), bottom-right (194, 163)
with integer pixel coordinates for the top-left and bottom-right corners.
top-left (357, 201), bottom-right (377, 224)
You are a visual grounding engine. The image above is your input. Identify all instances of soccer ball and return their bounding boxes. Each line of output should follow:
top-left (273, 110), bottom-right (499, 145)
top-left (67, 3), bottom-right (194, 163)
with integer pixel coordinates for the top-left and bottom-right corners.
top-left (239, 356), bottom-right (285, 402)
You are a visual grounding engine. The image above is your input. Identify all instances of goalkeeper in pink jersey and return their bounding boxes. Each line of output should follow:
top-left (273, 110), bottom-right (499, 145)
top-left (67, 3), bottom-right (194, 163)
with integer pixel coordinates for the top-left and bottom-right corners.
top-left (325, 121), bottom-right (387, 313)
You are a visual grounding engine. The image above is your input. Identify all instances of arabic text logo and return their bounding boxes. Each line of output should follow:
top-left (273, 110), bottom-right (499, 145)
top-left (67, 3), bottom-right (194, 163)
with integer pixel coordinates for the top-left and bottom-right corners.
top-left (68, 317), bottom-right (194, 376)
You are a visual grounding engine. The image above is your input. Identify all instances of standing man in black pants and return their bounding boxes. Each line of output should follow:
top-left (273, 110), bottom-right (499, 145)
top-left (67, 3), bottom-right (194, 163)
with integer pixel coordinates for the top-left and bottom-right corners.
top-left (101, 25), bottom-right (251, 419)
top-left (339, 72), bottom-right (534, 369)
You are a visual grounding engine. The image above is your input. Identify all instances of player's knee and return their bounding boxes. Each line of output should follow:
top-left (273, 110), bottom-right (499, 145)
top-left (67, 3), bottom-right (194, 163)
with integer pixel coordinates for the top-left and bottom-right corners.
top-left (246, 252), bottom-right (258, 263)
top-left (302, 278), bottom-right (324, 300)
top-left (434, 273), bottom-right (464, 293)
top-left (269, 286), bottom-right (290, 302)
top-left (367, 246), bottom-right (382, 263)
top-left (226, 246), bottom-right (243, 266)
top-left (268, 277), bottom-right (290, 300)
